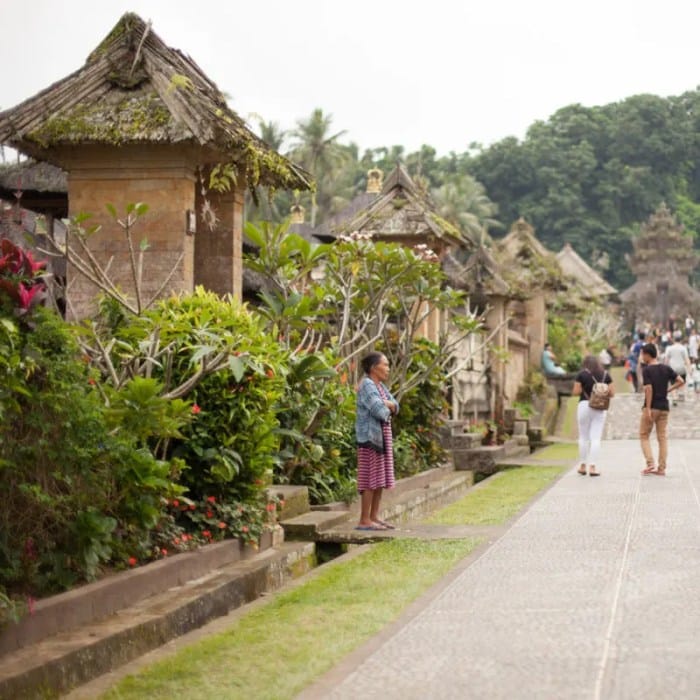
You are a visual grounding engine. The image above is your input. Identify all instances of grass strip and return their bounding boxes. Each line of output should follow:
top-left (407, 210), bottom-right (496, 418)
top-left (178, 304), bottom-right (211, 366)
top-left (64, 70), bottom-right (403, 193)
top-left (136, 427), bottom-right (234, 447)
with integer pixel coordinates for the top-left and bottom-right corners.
top-left (423, 465), bottom-right (565, 526)
top-left (102, 538), bottom-right (478, 700)
top-left (531, 442), bottom-right (578, 462)
top-left (559, 396), bottom-right (580, 440)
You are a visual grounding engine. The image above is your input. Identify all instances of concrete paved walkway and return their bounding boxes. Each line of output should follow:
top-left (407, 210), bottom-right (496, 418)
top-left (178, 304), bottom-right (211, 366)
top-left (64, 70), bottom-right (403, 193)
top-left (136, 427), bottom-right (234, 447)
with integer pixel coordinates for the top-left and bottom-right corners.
top-left (300, 399), bottom-right (700, 698)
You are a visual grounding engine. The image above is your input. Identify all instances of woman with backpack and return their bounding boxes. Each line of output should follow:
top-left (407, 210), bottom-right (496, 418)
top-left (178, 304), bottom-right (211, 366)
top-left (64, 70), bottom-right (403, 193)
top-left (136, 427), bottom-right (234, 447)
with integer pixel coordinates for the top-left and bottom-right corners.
top-left (572, 355), bottom-right (615, 477)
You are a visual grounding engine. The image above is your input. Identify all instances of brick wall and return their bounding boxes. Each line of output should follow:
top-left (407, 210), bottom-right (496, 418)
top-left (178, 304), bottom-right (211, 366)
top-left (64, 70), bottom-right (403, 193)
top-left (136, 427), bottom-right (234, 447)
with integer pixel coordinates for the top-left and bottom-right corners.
top-left (59, 145), bottom-right (244, 319)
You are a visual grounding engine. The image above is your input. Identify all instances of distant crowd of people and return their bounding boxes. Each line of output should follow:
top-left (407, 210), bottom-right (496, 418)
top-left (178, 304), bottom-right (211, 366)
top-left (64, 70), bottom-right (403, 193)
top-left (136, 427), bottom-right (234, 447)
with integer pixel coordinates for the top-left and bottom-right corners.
top-left (539, 313), bottom-right (697, 480)
top-left (625, 313), bottom-right (700, 402)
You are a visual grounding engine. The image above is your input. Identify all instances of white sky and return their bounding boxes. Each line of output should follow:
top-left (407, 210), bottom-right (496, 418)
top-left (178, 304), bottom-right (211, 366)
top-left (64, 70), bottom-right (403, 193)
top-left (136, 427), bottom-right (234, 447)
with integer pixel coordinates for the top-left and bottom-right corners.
top-left (2, 0), bottom-right (699, 156)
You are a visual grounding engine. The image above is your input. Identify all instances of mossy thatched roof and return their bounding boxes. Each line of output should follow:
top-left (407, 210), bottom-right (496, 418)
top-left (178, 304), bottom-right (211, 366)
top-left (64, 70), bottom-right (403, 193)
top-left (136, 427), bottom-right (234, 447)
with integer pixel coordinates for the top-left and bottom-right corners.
top-left (0, 13), bottom-right (311, 192)
top-left (320, 163), bottom-right (470, 247)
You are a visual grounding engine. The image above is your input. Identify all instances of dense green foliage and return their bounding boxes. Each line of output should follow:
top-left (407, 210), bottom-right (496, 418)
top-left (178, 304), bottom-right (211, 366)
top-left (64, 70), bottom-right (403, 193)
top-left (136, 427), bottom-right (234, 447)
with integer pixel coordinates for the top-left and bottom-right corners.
top-left (253, 89), bottom-right (700, 290)
top-left (0, 305), bottom-right (184, 597)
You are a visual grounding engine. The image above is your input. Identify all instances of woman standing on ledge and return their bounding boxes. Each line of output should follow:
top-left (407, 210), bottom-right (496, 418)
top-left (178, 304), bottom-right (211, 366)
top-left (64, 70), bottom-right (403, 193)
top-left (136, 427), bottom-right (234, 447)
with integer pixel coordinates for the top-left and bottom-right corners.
top-left (572, 355), bottom-right (614, 477)
top-left (355, 352), bottom-right (399, 530)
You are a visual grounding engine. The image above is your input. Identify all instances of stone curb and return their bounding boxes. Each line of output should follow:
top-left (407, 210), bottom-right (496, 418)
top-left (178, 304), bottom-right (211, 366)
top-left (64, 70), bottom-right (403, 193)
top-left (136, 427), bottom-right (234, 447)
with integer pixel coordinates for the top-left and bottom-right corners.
top-left (0, 542), bottom-right (315, 699)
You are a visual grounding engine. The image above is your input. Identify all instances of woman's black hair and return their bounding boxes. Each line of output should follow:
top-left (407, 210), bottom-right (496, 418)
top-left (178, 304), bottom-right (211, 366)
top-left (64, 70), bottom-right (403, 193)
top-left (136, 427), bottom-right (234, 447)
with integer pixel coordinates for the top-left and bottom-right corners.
top-left (582, 354), bottom-right (604, 378)
top-left (361, 351), bottom-right (385, 375)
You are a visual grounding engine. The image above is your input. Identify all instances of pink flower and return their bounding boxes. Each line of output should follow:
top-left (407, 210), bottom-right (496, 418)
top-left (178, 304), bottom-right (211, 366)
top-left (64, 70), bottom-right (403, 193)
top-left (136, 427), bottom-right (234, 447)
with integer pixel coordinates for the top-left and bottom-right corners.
top-left (242, 525), bottom-right (249, 533)
top-left (172, 499), bottom-right (180, 507)
top-left (191, 404), bottom-right (201, 414)
top-left (206, 496), bottom-right (216, 503)
top-left (218, 521), bottom-right (227, 529)
top-left (16, 281), bottom-right (44, 310)
top-left (202, 530), bottom-right (212, 538)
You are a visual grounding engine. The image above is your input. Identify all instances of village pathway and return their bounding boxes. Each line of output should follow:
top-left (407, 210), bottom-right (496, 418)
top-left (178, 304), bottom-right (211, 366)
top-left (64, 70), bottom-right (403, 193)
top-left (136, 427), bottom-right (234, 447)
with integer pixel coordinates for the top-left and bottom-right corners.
top-left (299, 395), bottom-right (700, 699)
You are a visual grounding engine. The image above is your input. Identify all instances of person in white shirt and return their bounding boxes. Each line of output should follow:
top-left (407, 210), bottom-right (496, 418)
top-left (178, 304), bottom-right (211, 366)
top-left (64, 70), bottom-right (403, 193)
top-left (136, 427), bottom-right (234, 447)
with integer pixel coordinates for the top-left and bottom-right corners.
top-left (688, 328), bottom-right (699, 364)
top-left (664, 332), bottom-right (691, 403)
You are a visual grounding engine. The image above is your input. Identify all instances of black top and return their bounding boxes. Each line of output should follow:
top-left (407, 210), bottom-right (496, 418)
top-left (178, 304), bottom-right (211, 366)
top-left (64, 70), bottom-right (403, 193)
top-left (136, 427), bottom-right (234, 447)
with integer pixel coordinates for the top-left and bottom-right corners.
top-left (575, 369), bottom-right (612, 403)
top-left (642, 363), bottom-right (678, 411)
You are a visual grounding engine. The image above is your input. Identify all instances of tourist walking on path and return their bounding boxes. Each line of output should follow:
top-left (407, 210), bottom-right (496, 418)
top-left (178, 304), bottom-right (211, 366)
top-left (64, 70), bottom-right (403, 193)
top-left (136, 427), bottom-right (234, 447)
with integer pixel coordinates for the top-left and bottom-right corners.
top-left (640, 343), bottom-right (685, 476)
top-left (572, 355), bottom-right (614, 477)
top-left (663, 331), bottom-right (691, 403)
top-left (355, 352), bottom-right (399, 530)
top-left (627, 332), bottom-right (645, 393)
top-left (688, 327), bottom-right (698, 365)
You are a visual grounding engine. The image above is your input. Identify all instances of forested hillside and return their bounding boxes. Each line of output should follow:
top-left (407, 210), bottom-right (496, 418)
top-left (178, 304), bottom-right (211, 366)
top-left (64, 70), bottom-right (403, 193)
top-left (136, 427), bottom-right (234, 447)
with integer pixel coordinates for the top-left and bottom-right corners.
top-left (251, 88), bottom-right (700, 289)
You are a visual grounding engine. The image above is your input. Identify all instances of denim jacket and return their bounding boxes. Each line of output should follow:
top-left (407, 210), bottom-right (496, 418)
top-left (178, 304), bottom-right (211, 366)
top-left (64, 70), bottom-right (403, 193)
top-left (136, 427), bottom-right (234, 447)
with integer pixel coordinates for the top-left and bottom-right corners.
top-left (355, 377), bottom-right (399, 452)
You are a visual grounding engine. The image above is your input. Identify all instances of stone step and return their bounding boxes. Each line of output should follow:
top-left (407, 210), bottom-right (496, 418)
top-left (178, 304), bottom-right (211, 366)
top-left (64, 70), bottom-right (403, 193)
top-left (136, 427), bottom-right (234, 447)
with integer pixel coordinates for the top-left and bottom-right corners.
top-left (449, 432), bottom-right (484, 450)
top-left (0, 541), bottom-right (315, 699)
top-left (453, 445), bottom-right (507, 475)
top-left (280, 510), bottom-right (352, 539)
top-left (0, 527), bottom-right (283, 657)
top-left (265, 484), bottom-right (310, 519)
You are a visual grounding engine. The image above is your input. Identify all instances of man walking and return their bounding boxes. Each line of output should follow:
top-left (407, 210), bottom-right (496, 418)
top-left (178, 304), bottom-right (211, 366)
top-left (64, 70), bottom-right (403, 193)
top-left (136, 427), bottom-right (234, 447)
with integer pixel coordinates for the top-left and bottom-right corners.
top-left (640, 343), bottom-right (685, 476)
top-left (663, 331), bottom-right (691, 403)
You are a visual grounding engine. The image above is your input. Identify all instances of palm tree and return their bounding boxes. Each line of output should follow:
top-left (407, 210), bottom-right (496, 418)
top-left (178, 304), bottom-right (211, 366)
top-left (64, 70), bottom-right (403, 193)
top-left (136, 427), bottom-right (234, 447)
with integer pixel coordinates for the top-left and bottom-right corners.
top-left (433, 173), bottom-right (501, 242)
top-left (288, 109), bottom-right (350, 226)
top-left (255, 118), bottom-right (287, 153)
top-left (245, 119), bottom-right (290, 222)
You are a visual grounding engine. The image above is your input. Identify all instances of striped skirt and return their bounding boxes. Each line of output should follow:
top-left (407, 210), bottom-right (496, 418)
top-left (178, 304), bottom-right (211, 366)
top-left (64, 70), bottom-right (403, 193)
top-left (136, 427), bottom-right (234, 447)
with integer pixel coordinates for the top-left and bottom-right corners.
top-left (357, 421), bottom-right (395, 492)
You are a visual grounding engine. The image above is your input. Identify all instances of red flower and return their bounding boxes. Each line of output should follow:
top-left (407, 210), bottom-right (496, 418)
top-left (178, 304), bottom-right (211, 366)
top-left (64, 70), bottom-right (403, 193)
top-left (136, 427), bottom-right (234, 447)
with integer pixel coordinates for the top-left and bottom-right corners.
top-left (88, 378), bottom-right (96, 386)
top-left (206, 496), bottom-right (216, 503)
top-left (161, 548), bottom-right (168, 556)
top-left (189, 504), bottom-right (196, 510)
top-left (128, 556), bottom-right (137, 567)
top-left (266, 368), bottom-right (275, 378)
top-left (191, 404), bottom-right (201, 414)
top-left (173, 537), bottom-right (181, 545)
top-left (218, 521), bottom-right (227, 529)
top-left (202, 530), bottom-right (212, 538)
top-left (266, 503), bottom-right (276, 512)
top-left (172, 499), bottom-right (180, 507)
top-left (206, 510), bottom-right (214, 518)
top-left (242, 525), bottom-right (249, 533)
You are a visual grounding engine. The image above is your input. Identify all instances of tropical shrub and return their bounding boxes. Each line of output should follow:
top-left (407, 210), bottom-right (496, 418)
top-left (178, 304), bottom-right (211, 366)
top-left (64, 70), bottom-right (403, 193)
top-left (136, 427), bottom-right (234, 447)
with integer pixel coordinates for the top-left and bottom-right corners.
top-left (0, 240), bottom-right (187, 608)
top-left (0, 306), bottom-right (184, 597)
top-left (389, 338), bottom-right (449, 475)
top-left (101, 288), bottom-right (288, 503)
top-left (275, 350), bottom-right (357, 504)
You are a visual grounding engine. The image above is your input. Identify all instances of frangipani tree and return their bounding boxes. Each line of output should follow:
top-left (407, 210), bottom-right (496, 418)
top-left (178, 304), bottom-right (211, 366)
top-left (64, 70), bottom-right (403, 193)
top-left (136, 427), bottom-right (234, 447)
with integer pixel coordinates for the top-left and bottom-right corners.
top-left (244, 221), bottom-right (483, 401)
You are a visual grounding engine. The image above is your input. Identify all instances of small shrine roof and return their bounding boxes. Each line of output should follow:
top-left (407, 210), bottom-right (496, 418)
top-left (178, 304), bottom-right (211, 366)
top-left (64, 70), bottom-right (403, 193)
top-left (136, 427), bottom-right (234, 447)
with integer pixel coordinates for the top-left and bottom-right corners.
top-left (556, 242), bottom-right (616, 297)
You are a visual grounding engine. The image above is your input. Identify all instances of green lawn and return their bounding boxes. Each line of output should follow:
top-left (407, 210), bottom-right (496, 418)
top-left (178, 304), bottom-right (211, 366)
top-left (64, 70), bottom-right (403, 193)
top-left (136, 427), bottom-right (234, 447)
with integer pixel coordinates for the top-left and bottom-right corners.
top-left (423, 465), bottom-right (565, 526)
top-left (530, 442), bottom-right (578, 462)
top-left (101, 463), bottom-right (565, 700)
top-left (102, 538), bottom-right (478, 700)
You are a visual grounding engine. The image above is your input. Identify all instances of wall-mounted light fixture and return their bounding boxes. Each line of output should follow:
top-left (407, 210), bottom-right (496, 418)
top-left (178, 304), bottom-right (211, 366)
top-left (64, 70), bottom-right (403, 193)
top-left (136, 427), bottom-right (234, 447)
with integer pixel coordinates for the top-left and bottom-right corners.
top-left (186, 209), bottom-right (196, 235)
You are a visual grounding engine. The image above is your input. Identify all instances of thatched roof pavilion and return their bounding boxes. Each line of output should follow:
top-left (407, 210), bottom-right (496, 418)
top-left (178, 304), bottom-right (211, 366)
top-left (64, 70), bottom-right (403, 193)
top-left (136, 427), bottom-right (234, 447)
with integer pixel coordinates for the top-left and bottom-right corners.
top-left (555, 242), bottom-right (617, 299)
top-left (0, 12), bottom-right (310, 193)
top-left (0, 12), bottom-right (311, 316)
top-left (318, 163), bottom-right (469, 253)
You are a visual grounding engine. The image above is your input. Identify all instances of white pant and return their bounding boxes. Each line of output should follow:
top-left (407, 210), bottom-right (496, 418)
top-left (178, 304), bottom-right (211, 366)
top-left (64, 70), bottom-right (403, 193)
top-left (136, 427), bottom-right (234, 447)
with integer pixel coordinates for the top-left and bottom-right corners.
top-left (577, 400), bottom-right (607, 465)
